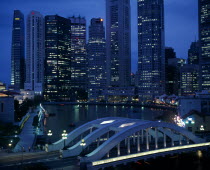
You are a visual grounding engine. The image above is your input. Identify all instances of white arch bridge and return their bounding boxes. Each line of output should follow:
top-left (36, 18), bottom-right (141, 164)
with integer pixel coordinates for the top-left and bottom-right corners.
top-left (46, 117), bottom-right (210, 170)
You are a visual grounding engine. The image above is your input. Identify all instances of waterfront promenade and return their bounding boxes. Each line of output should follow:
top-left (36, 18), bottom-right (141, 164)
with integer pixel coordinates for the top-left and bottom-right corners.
top-left (13, 107), bottom-right (40, 152)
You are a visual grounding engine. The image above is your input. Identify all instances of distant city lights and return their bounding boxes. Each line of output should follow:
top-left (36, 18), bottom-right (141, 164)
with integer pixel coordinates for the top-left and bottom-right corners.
top-left (174, 115), bottom-right (185, 127)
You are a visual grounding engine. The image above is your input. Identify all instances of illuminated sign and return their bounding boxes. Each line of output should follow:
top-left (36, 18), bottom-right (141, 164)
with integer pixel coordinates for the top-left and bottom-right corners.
top-left (15, 18), bottom-right (20, 20)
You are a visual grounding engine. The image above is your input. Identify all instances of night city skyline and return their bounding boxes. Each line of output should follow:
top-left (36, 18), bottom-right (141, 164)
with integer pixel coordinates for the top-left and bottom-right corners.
top-left (0, 0), bottom-right (198, 85)
top-left (1, 1), bottom-right (210, 169)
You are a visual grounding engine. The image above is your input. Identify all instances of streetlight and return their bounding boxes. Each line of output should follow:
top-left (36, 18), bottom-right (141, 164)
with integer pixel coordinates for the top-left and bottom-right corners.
top-left (80, 139), bottom-right (86, 156)
top-left (62, 130), bottom-right (67, 149)
top-left (47, 130), bottom-right (53, 144)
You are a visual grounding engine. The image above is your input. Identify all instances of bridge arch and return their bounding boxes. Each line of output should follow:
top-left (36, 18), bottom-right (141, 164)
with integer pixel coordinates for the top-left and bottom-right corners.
top-left (47, 117), bottom-right (126, 151)
top-left (81, 120), bottom-right (205, 162)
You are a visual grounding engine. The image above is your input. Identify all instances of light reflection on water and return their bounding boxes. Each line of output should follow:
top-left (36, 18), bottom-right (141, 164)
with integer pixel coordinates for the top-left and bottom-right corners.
top-left (43, 104), bottom-right (176, 142)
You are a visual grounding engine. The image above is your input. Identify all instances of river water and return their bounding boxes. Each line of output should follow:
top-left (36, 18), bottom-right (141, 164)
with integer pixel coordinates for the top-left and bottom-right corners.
top-left (43, 104), bottom-right (176, 142)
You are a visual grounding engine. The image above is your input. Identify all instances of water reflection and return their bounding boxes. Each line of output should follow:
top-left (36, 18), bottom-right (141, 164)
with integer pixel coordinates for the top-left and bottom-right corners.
top-left (43, 104), bottom-right (176, 142)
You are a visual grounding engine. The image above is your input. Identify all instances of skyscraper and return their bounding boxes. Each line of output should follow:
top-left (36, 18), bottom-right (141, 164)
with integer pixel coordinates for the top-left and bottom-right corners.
top-left (25, 11), bottom-right (45, 94)
top-left (11, 10), bottom-right (25, 90)
top-left (87, 18), bottom-right (106, 101)
top-left (188, 41), bottom-right (199, 65)
top-left (165, 47), bottom-right (176, 95)
top-left (44, 15), bottom-right (71, 101)
top-left (69, 16), bottom-right (87, 100)
top-left (199, 0), bottom-right (210, 90)
top-left (106, 0), bottom-right (131, 87)
top-left (137, 0), bottom-right (165, 100)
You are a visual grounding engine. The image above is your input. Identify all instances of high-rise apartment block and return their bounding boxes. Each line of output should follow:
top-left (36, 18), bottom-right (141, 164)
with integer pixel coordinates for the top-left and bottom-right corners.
top-left (44, 15), bottom-right (71, 101)
top-left (106, 0), bottom-right (131, 87)
top-left (25, 11), bottom-right (45, 94)
top-left (199, 0), bottom-right (210, 90)
top-left (137, 0), bottom-right (165, 100)
top-left (87, 18), bottom-right (106, 101)
top-left (11, 10), bottom-right (25, 90)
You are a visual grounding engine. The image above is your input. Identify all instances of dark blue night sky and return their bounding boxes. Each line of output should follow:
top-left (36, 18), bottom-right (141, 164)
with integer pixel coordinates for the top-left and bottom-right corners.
top-left (0, 0), bottom-right (198, 85)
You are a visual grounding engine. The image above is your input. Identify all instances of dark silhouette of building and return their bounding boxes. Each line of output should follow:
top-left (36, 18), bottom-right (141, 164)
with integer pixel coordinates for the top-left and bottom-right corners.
top-left (165, 47), bottom-right (176, 95)
top-left (87, 18), bottom-right (106, 102)
top-left (44, 15), bottom-right (71, 101)
top-left (106, 0), bottom-right (131, 87)
top-left (199, 0), bottom-right (210, 90)
top-left (137, 0), bottom-right (165, 101)
top-left (168, 58), bottom-right (186, 96)
top-left (188, 41), bottom-right (199, 65)
top-left (11, 10), bottom-right (25, 90)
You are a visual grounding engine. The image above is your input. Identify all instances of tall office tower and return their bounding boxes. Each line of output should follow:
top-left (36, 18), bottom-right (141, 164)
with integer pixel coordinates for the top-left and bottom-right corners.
top-left (188, 41), bottom-right (199, 65)
top-left (199, 0), bottom-right (210, 90)
top-left (11, 10), bottom-right (25, 90)
top-left (106, 0), bottom-right (131, 87)
top-left (168, 58), bottom-right (186, 96)
top-left (25, 11), bottom-right (45, 94)
top-left (44, 15), bottom-right (71, 102)
top-left (69, 16), bottom-right (87, 100)
top-left (137, 0), bottom-right (165, 100)
top-left (87, 18), bottom-right (106, 101)
top-left (165, 47), bottom-right (176, 95)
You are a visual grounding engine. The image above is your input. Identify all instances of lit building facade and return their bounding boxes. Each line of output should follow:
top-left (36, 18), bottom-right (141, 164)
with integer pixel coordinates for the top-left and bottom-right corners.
top-left (137, 0), bottom-right (165, 101)
top-left (25, 11), bottom-right (45, 94)
top-left (87, 18), bottom-right (106, 101)
top-left (180, 65), bottom-right (199, 96)
top-left (11, 10), bottom-right (25, 90)
top-left (199, 0), bottom-right (210, 90)
top-left (69, 16), bottom-right (87, 99)
top-left (106, 0), bottom-right (131, 87)
top-left (44, 15), bottom-right (71, 101)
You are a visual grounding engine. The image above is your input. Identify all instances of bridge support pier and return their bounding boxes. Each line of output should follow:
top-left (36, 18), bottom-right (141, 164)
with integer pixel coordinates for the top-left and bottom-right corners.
top-left (117, 143), bottom-right (120, 156)
top-left (146, 129), bottom-right (149, 150)
top-left (137, 131), bottom-right (140, 152)
top-left (179, 134), bottom-right (182, 145)
top-left (141, 129), bottom-right (144, 144)
top-left (164, 133), bottom-right (166, 148)
top-left (155, 128), bottom-right (158, 149)
top-left (171, 130), bottom-right (174, 147)
top-left (187, 138), bottom-right (189, 145)
top-left (107, 151), bottom-right (109, 158)
top-left (125, 137), bottom-right (127, 146)
top-left (133, 133), bottom-right (135, 145)
top-left (127, 137), bottom-right (130, 154)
